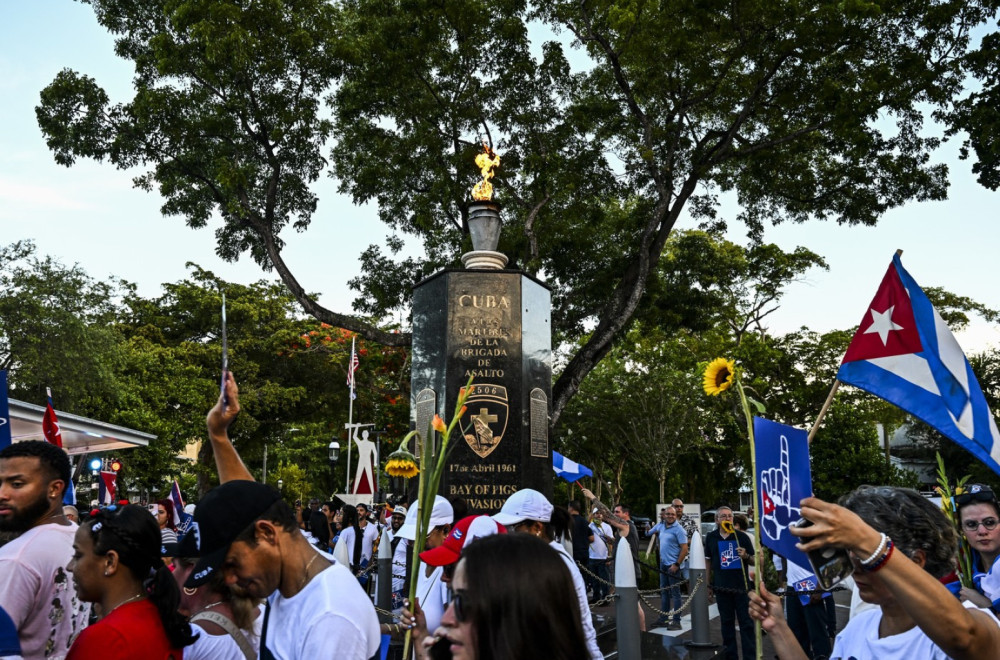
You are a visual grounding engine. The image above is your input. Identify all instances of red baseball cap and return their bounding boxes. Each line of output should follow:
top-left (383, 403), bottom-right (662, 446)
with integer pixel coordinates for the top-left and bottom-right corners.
top-left (419, 515), bottom-right (506, 567)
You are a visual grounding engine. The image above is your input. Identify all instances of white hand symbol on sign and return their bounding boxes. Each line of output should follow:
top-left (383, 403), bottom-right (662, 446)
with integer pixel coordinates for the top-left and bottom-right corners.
top-left (760, 434), bottom-right (799, 542)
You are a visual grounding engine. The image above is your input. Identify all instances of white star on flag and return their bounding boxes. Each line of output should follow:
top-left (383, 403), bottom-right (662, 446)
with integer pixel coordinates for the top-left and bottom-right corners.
top-left (863, 305), bottom-right (904, 345)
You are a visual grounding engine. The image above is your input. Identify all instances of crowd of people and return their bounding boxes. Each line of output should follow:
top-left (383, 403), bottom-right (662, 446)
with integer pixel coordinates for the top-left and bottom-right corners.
top-left (3, 373), bottom-right (1000, 659)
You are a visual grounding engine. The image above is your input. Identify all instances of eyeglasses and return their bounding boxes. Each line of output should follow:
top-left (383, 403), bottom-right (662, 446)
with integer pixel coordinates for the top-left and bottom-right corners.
top-left (955, 485), bottom-right (996, 506)
top-left (963, 518), bottom-right (999, 531)
top-left (451, 589), bottom-right (470, 622)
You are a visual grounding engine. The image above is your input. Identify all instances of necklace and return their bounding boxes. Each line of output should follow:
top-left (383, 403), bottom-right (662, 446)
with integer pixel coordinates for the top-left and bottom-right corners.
top-left (297, 552), bottom-right (321, 592)
top-left (105, 592), bottom-right (144, 616)
top-left (194, 600), bottom-right (226, 614)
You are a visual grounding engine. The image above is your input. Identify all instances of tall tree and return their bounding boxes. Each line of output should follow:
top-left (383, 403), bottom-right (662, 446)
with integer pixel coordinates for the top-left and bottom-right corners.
top-left (36, 0), bottom-right (998, 429)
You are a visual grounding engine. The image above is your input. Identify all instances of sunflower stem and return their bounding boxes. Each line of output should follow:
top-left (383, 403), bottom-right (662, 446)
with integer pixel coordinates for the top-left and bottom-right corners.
top-left (735, 374), bottom-right (763, 660)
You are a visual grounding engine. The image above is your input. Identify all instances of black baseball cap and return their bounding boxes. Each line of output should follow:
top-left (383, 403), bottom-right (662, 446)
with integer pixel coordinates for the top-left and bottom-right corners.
top-left (183, 480), bottom-right (281, 588)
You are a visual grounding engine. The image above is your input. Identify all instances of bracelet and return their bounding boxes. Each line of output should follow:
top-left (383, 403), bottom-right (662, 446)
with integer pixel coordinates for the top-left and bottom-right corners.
top-left (861, 538), bottom-right (894, 573)
top-left (859, 533), bottom-right (888, 567)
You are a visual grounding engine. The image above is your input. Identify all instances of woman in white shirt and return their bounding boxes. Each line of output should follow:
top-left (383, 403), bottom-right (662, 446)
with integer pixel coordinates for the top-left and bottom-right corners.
top-left (749, 486), bottom-right (1000, 660)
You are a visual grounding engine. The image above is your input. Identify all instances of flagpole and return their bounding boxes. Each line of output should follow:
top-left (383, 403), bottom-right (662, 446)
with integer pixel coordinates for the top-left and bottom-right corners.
top-left (807, 380), bottom-right (841, 444)
top-left (346, 336), bottom-right (356, 494)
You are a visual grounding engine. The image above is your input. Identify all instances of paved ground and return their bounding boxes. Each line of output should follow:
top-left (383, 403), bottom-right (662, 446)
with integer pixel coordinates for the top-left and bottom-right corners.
top-left (592, 587), bottom-right (853, 658)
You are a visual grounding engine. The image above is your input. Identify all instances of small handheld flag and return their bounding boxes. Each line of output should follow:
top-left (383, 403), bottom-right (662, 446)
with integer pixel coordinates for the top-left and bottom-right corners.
top-left (0, 370), bottom-right (11, 450)
top-left (42, 388), bottom-right (63, 448)
top-left (552, 451), bottom-right (594, 483)
top-left (837, 254), bottom-right (1000, 477)
top-left (220, 292), bottom-right (228, 406)
top-left (170, 480), bottom-right (194, 534)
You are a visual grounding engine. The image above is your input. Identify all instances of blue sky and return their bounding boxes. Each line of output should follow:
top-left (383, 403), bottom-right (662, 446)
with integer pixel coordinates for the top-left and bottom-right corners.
top-left (2, 1), bottom-right (998, 352)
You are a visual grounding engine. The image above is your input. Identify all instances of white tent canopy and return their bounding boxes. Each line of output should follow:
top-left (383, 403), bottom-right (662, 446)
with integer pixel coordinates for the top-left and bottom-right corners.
top-left (7, 398), bottom-right (154, 456)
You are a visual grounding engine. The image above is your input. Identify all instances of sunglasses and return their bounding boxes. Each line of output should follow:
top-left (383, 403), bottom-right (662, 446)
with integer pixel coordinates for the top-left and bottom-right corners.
top-left (963, 517), bottom-right (999, 531)
top-left (955, 486), bottom-right (996, 506)
top-left (451, 589), bottom-right (470, 622)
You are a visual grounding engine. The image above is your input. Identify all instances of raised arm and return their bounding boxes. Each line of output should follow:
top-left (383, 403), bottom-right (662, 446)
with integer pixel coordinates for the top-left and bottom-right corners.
top-left (205, 372), bottom-right (254, 483)
top-left (795, 496), bottom-right (1000, 660)
top-left (579, 488), bottom-right (628, 533)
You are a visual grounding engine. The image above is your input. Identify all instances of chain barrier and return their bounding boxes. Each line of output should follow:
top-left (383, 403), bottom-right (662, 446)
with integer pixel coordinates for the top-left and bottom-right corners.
top-left (637, 575), bottom-right (704, 618)
top-left (575, 559), bottom-right (690, 594)
top-left (709, 583), bottom-right (849, 598)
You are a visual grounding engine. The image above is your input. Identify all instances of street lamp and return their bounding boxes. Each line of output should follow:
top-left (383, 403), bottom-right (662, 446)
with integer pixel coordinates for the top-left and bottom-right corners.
top-left (277, 479), bottom-right (283, 495)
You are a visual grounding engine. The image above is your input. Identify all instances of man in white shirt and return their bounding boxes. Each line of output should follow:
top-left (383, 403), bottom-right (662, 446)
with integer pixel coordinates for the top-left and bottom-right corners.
top-left (0, 440), bottom-right (89, 660)
top-left (193, 373), bottom-right (380, 660)
top-left (588, 510), bottom-right (613, 602)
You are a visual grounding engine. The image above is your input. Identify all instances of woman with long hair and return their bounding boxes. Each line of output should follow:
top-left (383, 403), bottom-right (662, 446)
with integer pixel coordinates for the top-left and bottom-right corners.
top-left (492, 488), bottom-right (601, 660)
top-left (171, 554), bottom-right (263, 660)
top-left (749, 486), bottom-right (1000, 659)
top-left (337, 504), bottom-right (367, 583)
top-left (956, 484), bottom-right (1000, 609)
top-left (427, 533), bottom-right (589, 660)
top-left (67, 504), bottom-right (196, 659)
top-left (152, 499), bottom-right (178, 544)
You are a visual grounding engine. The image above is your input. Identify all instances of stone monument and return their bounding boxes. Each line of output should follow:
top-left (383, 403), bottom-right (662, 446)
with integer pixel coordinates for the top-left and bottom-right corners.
top-left (410, 148), bottom-right (553, 513)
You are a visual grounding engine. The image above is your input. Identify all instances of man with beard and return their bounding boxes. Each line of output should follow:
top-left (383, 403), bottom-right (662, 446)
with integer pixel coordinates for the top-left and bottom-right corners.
top-left (0, 441), bottom-right (89, 659)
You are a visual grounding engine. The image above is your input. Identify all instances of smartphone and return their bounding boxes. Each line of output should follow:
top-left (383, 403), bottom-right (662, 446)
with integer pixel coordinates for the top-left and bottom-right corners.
top-left (793, 518), bottom-right (854, 590)
top-left (428, 636), bottom-right (452, 660)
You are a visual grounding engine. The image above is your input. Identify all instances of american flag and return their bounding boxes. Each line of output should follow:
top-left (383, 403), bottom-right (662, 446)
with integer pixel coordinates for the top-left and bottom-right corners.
top-left (347, 340), bottom-right (359, 400)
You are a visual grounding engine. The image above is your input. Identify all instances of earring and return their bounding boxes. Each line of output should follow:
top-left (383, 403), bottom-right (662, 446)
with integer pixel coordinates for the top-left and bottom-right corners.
top-left (183, 587), bottom-right (198, 596)
top-left (104, 570), bottom-right (110, 576)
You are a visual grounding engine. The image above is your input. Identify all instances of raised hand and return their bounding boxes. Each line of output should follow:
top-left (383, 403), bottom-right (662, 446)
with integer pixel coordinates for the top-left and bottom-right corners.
top-left (761, 433), bottom-right (797, 541)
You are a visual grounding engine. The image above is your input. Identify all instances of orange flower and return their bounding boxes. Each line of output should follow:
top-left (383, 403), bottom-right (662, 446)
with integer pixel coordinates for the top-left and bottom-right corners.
top-left (432, 415), bottom-right (447, 433)
top-left (459, 405), bottom-right (467, 416)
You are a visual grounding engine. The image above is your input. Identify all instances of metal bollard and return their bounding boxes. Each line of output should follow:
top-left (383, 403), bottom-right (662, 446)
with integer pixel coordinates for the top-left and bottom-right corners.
top-left (376, 528), bottom-right (392, 624)
top-left (614, 536), bottom-right (641, 659)
top-left (686, 530), bottom-right (716, 648)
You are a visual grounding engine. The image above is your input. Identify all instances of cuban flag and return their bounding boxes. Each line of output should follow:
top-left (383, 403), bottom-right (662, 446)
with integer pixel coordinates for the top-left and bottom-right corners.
top-left (837, 253), bottom-right (1000, 476)
top-left (98, 470), bottom-right (117, 505)
top-left (347, 338), bottom-right (360, 400)
top-left (170, 480), bottom-right (194, 534)
top-left (0, 370), bottom-right (11, 450)
top-left (42, 387), bottom-right (63, 448)
top-left (552, 451), bottom-right (593, 482)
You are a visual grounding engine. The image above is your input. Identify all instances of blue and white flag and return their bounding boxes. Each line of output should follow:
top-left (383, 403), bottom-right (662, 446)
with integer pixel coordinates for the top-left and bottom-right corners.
top-left (0, 370), bottom-right (11, 450)
top-left (837, 253), bottom-right (1000, 477)
top-left (552, 451), bottom-right (593, 483)
top-left (63, 477), bottom-right (76, 506)
top-left (754, 417), bottom-right (811, 569)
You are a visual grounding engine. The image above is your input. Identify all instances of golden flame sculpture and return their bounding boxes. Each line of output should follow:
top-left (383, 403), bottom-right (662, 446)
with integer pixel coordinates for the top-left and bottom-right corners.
top-left (471, 143), bottom-right (500, 201)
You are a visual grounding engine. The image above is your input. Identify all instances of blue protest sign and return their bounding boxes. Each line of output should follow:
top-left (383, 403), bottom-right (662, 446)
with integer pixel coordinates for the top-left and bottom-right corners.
top-left (753, 417), bottom-right (811, 568)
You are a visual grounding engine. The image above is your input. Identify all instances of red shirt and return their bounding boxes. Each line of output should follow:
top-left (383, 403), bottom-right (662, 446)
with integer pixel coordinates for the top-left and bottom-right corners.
top-left (67, 599), bottom-right (183, 660)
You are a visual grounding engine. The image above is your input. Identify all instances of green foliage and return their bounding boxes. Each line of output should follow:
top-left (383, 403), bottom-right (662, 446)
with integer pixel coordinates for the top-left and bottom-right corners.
top-left (809, 402), bottom-right (918, 501)
top-left (1, 241), bottom-right (410, 499)
top-left (35, 0), bottom-right (999, 427)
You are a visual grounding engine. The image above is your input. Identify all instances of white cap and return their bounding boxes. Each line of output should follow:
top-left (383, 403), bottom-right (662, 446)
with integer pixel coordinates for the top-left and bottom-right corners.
top-left (396, 496), bottom-right (454, 541)
top-left (492, 488), bottom-right (553, 525)
top-left (391, 505), bottom-right (407, 517)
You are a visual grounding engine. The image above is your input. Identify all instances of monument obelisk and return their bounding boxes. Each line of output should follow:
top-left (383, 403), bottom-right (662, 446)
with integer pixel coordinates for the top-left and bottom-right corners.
top-left (409, 146), bottom-right (553, 513)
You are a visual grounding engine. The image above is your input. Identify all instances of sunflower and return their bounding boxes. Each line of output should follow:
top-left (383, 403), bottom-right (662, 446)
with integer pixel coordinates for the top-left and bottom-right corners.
top-left (703, 358), bottom-right (735, 396)
top-left (385, 444), bottom-right (419, 479)
top-left (720, 520), bottom-right (735, 534)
